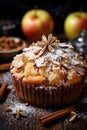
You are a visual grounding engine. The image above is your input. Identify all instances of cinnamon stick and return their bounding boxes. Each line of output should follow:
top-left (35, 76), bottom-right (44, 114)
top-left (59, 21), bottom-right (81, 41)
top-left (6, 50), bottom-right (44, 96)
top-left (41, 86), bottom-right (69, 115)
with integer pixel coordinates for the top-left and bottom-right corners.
top-left (0, 63), bottom-right (11, 72)
top-left (39, 106), bottom-right (75, 125)
top-left (0, 83), bottom-right (8, 102)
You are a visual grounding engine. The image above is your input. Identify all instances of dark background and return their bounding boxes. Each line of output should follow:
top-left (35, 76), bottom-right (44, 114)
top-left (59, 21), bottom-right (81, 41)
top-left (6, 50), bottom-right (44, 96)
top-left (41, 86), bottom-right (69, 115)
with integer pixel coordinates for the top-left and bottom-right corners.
top-left (0, 0), bottom-right (87, 38)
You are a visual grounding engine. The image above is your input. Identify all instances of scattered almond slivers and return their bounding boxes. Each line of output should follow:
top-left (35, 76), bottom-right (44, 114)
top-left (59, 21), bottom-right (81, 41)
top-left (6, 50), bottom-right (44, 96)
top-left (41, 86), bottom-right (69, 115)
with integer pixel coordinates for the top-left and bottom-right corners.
top-left (69, 111), bottom-right (77, 122)
top-left (5, 107), bottom-right (12, 112)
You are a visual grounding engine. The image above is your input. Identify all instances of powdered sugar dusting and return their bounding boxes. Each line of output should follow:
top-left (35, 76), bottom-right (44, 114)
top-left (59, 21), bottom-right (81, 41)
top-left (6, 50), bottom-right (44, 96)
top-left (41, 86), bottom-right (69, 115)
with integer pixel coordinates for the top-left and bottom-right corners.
top-left (10, 34), bottom-right (87, 86)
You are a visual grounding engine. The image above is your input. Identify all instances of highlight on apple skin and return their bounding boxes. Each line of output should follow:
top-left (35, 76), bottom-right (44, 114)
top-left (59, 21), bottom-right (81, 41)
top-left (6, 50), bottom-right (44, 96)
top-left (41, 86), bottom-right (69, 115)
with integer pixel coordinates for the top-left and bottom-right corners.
top-left (64, 11), bottom-right (87, 40)
top-left (21, 9), bottom-right (54, 42)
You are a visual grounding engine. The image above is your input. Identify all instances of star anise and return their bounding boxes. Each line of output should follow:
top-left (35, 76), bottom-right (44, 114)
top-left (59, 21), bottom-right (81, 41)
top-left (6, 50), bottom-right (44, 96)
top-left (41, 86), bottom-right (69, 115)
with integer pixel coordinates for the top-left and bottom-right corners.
top-left (12, 109), bottom-right (27, 119)
top-left (37, 33), bottom-right (60, 56)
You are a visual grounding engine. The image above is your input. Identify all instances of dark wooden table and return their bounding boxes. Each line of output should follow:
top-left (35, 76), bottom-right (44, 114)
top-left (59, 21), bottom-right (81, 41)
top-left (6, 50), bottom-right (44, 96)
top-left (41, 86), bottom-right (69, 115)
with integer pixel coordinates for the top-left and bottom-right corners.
top-left (0, 69), bottom-right (87, 130)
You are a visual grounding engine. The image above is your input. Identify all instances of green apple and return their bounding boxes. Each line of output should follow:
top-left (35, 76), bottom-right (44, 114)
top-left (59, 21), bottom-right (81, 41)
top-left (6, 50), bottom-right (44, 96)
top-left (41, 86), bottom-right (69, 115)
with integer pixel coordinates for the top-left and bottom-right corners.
top-left (64, 11), bottom-right (87, 40)
top-left (21, 9), bottom-right (54, 42)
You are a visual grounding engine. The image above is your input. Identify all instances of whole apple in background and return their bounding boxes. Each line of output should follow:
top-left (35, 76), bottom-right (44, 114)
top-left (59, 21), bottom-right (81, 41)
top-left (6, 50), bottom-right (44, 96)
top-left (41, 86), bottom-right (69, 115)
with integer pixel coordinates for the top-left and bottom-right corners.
top-left (64, 11), bottom-right (87, 40)
top-left (21, 9), bottom-right (54, 42)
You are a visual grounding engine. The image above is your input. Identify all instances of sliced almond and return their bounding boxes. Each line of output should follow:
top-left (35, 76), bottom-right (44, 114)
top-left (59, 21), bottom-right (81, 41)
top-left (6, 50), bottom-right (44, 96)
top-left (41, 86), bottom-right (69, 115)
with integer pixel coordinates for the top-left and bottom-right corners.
top-left (19, 110), bottom-right (27, 117)
top-left (5, 107), bottom-right (12, 112)
top-left (38, 46), bottom-right (46, 56)
top-left (69, 111), bottom-right (77, 122)
top-left (38, 41), bottom-right (47, 47)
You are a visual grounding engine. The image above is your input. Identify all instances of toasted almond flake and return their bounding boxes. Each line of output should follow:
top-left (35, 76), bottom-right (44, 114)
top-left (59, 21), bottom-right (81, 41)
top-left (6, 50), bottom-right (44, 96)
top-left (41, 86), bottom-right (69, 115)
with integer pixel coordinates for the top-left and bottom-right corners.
top-left (12, 60), bottom-right (24, 69)
top-left (4, 103), bottom-right (10, 107)
top-left (51, 42), bottom-right (57, 46)
top-left (52, 60), bottom-right (60, 66)
top-left (19, 110), bottom-right (27, 117)
top-left (69, 111), bottom-right (77, 122)
top-left (37, 41), bottom-right (47, 47)
top-left (38, 46), bottom-right (46, 56)
top-left (5, 107), bottom-right (12, 112)
top-left (24, 102), bottom-right (29, 106)
top-left (34, 49), bottom-right (41, 54)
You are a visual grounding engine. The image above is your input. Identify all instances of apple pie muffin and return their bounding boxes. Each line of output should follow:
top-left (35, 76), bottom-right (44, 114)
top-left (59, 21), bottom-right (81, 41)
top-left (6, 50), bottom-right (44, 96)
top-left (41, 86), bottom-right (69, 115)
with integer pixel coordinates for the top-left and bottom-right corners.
top-left (10, 33), bottom-right (87, 107)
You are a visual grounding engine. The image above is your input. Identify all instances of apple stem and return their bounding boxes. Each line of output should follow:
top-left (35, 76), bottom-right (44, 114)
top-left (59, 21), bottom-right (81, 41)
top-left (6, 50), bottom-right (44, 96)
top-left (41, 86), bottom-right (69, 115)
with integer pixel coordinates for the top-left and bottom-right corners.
top-left (34, 5), bottom-right (38, 18)
top-left (34, 5), bottom-right (38, 9)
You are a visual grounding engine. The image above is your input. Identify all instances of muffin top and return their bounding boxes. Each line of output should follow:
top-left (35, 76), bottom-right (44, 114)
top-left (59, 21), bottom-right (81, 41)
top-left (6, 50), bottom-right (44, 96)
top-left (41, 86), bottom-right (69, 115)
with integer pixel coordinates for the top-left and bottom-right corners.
top-left (10, 34), bottom-right (87, 86)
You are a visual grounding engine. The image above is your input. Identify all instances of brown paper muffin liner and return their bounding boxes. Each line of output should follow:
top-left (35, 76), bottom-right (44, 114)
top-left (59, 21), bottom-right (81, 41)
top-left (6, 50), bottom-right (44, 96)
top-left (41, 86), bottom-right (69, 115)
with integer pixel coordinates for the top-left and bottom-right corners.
top-left (12, 75), bottom-right (84, 107)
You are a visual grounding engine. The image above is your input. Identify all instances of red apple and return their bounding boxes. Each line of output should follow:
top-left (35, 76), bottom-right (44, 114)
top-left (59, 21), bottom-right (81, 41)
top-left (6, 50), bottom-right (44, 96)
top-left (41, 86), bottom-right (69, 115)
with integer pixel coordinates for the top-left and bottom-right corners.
top-left (64, 11), bottom-right (87, 40)
top-left (21, 9), bottom-right (54, 41)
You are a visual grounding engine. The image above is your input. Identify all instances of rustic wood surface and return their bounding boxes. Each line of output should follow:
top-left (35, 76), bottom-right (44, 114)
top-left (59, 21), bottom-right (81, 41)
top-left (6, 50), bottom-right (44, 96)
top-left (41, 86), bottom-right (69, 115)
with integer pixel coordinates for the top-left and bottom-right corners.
top-left (0, 70), bottom-right (87, 130)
